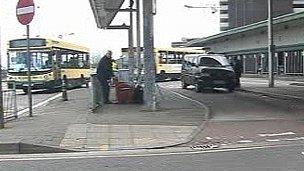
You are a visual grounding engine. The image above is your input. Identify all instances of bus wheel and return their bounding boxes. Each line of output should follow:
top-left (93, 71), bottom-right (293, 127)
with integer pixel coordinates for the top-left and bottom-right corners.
top-left (194, 83), bottom-right (202, 93)
top-left (159, 70), bottom-right (166, 81)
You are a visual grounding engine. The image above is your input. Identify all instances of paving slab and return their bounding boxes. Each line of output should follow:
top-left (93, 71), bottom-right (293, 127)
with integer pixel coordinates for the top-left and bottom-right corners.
top-left (60, 123), bottom-right (197, 151)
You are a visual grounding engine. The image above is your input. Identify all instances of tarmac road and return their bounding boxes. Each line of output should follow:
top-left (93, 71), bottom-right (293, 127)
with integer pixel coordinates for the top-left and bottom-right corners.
top-left (1, 84), bottom-right (61, 118)
top-left (1, 81), bottom-right (304, 170)
top-left (158, 81), bottom-right (304, 149)
top-left (0, 144), bottom-right (303, 171)
top-left (15, 89), bottom-right (60, 111)
top-left (158, 81), bottom-right (303, 121)
top-left (2, 86), bottom-right (85, 118)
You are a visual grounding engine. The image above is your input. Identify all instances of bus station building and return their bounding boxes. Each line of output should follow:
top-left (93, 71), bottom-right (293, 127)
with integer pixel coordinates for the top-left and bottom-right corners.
top-left (187, 11), bottom-right (304, 75)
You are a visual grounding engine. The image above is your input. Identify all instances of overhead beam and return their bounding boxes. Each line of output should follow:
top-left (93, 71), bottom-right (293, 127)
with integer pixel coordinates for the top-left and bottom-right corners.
top-left (104, 8), bottom-right (137, 12)
top-left (89, 0), bottom-right (126, 29)
top-left (106, 25), bottom-right (130, 29)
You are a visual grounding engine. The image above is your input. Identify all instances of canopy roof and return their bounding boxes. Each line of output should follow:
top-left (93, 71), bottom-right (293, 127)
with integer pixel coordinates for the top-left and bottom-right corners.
top-left (187, 11), bottom-right (304, 47)
top-left (89, 0), bottom-right (125, 29)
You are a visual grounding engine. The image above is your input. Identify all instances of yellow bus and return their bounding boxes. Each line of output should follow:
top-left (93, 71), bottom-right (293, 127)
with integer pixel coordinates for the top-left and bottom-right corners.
top-left (7, 38), bottom-right (90, 92)
top-left (154, 47), bottom-right (205, 80)
top-left (120, 47), bottom-right (205, 81)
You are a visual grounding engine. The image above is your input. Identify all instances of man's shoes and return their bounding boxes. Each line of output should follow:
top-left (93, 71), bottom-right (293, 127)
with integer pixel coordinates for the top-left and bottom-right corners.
top-left (104, 101), bottom-right (113, 104)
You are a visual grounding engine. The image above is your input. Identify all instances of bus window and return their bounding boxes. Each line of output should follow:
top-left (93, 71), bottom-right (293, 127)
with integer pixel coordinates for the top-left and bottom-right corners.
top-left (78, 54), bottom-right (85, 68)
top-left (167, 52), bottom-right (183, 64)
top-left (51, 52), bottom-right (58, 67)
top-left (166, 53), bottom-right (174, 64)
top-left (42, 53), bottom-right (51, 69)
top-left (84, 54), bottom-right (90, 68)
top-left (26, 52), bottom-right (51, 70)
top-left (61, 54), bottom-right (68, 68)
top-left (158, 53), bottom-right (167, 64)
top-left (67, 54), bottom-right (78, 67)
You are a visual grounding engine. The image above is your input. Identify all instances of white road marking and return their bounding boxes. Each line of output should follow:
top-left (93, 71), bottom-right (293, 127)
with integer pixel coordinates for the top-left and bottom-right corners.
top-left (283, 137), bottom-right (304, 141)
top-left (241, 81), bottom-right (268, 85)
top-left (266, 139), bottom-right (280, 142)
top-left (17, 93), bottom-right (61, 117)
top-left (159, 85), bottom-right (207, 109)
top-left (16, 88), bottom-right (86, 117)
top-left (258, 132), bottom-right (296, 137)
top-left (237, 140), bottom-right (253, 143)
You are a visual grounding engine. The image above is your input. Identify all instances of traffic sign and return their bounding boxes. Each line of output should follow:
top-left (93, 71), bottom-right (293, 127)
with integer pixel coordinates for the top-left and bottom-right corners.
top-left (16, 0), bottom-right (35, 25)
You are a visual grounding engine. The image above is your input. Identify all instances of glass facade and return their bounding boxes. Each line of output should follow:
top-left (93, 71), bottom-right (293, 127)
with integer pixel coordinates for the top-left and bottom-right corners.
top-left (228, 50), bottom-right (304, 75)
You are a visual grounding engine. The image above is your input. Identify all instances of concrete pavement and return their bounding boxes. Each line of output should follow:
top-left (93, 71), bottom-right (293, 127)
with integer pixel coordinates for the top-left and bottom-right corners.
top-left (59, 86), bottom-right (208, 151)
top-left (0, 86), bottom-right (208, 152)
top-left (1, 75), bottom-right (304, 153)
top-left (239, 77), bottom-right (304, 101)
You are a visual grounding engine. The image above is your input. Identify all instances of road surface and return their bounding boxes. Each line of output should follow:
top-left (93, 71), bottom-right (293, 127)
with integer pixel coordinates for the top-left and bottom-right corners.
top-left (0, 144), bottom-right (303, 170)
top-left (158, 81), bottom-right (304, 148)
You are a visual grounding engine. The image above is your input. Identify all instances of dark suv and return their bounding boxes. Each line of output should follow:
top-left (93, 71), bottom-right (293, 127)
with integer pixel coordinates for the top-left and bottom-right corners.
top-left (181, 54), bottom-right (236, 92)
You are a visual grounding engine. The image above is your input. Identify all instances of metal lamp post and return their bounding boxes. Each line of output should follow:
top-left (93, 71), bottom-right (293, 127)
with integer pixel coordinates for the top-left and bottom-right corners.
top-left (128, 0), bottom-right (135, 84)
top-left (0, 28), bottom-right (4, 128)
top-left (136, 0), bottom-right (141, 81)
top-left (268, 0), bottom-right (275, 88)
top-left (143, 0), bottom-right (156, 111)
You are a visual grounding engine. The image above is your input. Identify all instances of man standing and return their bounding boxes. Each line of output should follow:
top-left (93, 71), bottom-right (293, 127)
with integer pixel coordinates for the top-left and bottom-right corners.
top-left (233, 57), bottom-right (243, 88)
top-left (97, 50), bottom-right (114, 104)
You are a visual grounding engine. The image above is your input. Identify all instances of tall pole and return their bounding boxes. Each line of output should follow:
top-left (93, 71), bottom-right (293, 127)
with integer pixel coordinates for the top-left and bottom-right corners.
top-left (143, 0), bottom-right (156, 110)
top-left (268, 0), bottom-right (275, 88)
top-left (27, 25), bottom-right (33, 117)
top-left (128, 0), bottom-right (135, 84)
top-left (0, 27), bottom-right (4, 128)
top-left (136, 0), bottom-right (141, 80)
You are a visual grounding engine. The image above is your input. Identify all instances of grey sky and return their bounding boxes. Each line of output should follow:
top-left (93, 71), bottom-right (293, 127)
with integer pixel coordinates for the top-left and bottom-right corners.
top-left (0, 0), bottom-right (219, 64)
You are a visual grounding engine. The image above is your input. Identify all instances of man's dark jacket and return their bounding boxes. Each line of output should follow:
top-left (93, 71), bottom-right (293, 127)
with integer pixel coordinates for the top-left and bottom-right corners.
top-left (97, 56), bottom-right (113, 81)
top-left (233, 60), bottom-right (243, 78)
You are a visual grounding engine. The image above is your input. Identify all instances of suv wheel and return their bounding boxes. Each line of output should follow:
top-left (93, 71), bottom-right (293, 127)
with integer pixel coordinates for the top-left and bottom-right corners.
top-left (228, 86), bottom-right (235, 93)
top-left (194, 83), bottom-right (202, 93)
top-left (181, 81), bottom-right (188, 89)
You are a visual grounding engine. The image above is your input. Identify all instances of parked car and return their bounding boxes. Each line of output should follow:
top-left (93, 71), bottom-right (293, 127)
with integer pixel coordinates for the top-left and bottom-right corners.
top-left (181, 54), bottom-right (236, 92)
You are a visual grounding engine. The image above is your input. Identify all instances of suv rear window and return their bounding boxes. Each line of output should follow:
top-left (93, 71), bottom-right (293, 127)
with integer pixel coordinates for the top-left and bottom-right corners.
top-left (199, 57), bottom-right (222, 67)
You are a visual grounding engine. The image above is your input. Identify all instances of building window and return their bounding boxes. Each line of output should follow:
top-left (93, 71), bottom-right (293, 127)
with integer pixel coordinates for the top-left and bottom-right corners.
top-left (220, 18), bottom-right (229, 23)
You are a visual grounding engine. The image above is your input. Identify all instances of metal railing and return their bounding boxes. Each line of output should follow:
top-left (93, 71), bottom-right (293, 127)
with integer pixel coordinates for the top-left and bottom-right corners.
top-left (2, 81), bottom-right (17, 119)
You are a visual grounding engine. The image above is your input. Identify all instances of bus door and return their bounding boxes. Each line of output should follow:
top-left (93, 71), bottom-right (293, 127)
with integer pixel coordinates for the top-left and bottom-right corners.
top-left (53, 50), bottom-right (62, 82)
top-left (166, 51), bottom-right (183, 74)
top-left (156, 51), bottom-right (168, 74)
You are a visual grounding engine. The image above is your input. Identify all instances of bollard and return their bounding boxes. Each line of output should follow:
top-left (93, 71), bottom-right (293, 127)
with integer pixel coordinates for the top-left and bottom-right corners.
top-left (62, 75), bottom-right (68, 101)
top-left (91, 74), bottom-right (103, 112)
